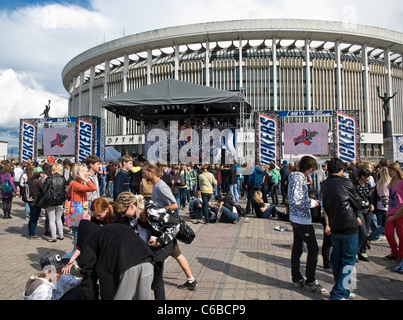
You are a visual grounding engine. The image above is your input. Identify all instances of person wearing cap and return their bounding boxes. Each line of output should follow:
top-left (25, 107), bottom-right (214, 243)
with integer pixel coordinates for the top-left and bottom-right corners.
top-left (24, 251), bottom-right (81, 300)
top-left (27, 166), bottom-right (45, 239)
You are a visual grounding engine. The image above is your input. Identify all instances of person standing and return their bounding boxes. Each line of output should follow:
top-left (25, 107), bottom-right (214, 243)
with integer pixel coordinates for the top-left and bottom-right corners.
top-left (228, 162), bottom-right (239, 202)
top-left (384, 162), bottom-right (403, 263)
top-left (367, 167), bottom-right (390, 244)
top-left (84, 155), bottom-right (101, 202)
top-left (321, 157), bottom-right (363, 300)
top-left (269, 163), bottom-right (281, 205)
top-left (63, 163), bottom-right (97, 259)
top-left (27, 167), bottom-right (45, 239)
top-left (43, 163), bottom-right (68, 242)
top-left (288, 156), bottom-right (328, 294)
top-left (353, 168), bottom-right (375, 262)
top-left (113, 156), bottom-right (133, 201)
top-left (1, 164), bottom-right (18, 219)
top-left (143, 162), bottom-right (198, 291)
top-left (198, 165), bottom-right (217, 223)
top-left (129, 161), bottom-right (143, 195)
top-left (13, 162), bottom-right (24, 196)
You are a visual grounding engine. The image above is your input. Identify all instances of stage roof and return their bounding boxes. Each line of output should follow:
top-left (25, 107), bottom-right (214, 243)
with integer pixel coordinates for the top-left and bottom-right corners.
top-left (100, 79), bottom-right (251, 121)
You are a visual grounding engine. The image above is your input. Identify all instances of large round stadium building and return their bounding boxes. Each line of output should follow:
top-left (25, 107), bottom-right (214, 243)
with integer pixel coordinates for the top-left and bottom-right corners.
top-left (62, 19), bottom-right (403, 162)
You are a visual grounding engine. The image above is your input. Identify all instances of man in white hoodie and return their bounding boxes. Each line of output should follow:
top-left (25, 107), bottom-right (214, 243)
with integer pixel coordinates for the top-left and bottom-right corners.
top-left (24, 252), bottom-right (81, 300)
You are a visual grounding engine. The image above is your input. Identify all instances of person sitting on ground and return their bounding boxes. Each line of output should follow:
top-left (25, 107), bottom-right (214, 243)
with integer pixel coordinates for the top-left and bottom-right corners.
top-left (216, 192), bottom-right (241, 224)
top-left (24, 252), bottom-right (81, 300)
top-left (190, 190), bottom-right (203, 222)
top-left (253, 190), bottom-right (281, 219)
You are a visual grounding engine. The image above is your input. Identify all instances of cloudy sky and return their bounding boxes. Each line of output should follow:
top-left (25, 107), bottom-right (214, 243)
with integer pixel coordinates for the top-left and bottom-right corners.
top-left (1, 0), bottom-right (403, 155)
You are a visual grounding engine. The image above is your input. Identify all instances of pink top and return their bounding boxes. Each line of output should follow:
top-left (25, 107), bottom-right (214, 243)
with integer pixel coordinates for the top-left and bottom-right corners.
top-left (1, 173), bottom-right (17, 198)
top-left (387, 179), bottom-right (403, 216)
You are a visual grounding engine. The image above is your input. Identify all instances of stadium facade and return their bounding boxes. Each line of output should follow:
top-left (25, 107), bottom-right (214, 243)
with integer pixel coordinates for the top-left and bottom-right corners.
top-left (62, 19), bottom-right (403, 162)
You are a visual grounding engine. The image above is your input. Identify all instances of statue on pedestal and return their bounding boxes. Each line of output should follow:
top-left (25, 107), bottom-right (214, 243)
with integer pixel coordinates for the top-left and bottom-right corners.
top-left (377, 87), bottom-right (397, 120)
top-left (40, 100), bottom-right (51, 118)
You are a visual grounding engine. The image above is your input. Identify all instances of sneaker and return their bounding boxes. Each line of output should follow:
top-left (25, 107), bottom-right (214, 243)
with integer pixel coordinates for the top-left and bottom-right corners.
top-left (304, 280), bottom-right (328, 294)
top-left (358, 253), bottom-right (369, 262)
top-left (340, 292), bottom-right (356, 300)
top-left (177, 280), bottom-right (198, 291)
top-left (292, 278), bottom-right (305, 288)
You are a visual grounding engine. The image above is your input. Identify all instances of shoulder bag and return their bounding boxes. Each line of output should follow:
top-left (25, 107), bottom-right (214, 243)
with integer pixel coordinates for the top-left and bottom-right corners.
top-left (176, 216), bottom-right (196, 244)
top-left (37, 178), bottom-right (59, 208)
top-left (64, 184), bottom-right (91, 227)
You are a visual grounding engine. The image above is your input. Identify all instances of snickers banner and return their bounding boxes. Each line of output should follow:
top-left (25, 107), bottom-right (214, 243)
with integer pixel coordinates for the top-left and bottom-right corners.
top-left (257, 113), bottom-right (278, 165)
top-left (335, 111), bottom-right (359, 163)
top-left (76, 118), bottom-right (94, 162)
top-left (20, 120), bottom-right (36, 162)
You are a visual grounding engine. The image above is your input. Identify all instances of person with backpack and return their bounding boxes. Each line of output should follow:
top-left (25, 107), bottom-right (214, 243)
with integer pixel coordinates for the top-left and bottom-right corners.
top-left (42, 163), bottom-right (68, 242)
top-left (27, 166), bottom-right (45, 239)
top-left (1, 164), bottom-right (18, 219)
top-left (129, 161), bottom-right (143, 195)
top-left (20, 163), bottom-right (34, 219)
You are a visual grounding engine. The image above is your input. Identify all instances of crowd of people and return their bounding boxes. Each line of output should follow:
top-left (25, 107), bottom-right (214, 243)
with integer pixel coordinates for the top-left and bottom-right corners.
top-left (1, 154), bottom-right (402, 300)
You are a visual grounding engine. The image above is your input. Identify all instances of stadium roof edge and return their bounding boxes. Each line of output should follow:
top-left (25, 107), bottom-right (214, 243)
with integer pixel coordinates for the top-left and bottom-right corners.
top-left (62, 19), bottom-right (403, 91)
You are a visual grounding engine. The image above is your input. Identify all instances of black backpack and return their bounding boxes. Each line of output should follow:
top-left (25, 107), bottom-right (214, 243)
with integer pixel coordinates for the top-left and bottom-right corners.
top-left (23, 178), bottom-right (35, 203)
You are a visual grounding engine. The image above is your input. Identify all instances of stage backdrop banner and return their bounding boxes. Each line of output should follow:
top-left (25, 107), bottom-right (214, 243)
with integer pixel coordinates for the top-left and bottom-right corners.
top-left (43, 127), bottom-right (76, 156)
top-left (284, 122), bottom-right (328, 155)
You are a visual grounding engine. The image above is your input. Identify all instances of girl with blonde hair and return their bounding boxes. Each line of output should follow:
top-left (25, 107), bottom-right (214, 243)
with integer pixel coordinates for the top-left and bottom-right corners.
top-left (115, 192), bottom-right (180, 300)
top-left (367, 167), bottom-right (390, 245)
top-left (384, 162), bottom-right (403, 265)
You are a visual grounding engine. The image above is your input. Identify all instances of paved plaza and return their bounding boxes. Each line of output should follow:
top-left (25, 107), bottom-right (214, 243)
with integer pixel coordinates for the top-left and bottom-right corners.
top-left (1, 196), bottom-right (403, 301)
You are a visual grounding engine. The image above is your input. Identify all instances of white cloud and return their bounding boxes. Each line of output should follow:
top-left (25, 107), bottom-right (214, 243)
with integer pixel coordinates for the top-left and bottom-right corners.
top-left (0, 69), bottom-right (68, 130)
top-left (0, 0), bottom-right (402, 156)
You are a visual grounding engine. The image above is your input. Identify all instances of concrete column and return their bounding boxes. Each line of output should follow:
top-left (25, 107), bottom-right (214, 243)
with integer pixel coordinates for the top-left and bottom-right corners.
top-left (362, 44), bottom-right (370, 132)
top-left (174, 44), bottom-right (179, 80)
top-left (239, 39), bottom-right (243, 90)
top-left (123, 54), bottom-right (129, 93)
top-left (147, 50), bottom-right (152, 85)
top-left (103, 60), bottom-right (110, 125)
top-left (335, 41), bottom-right (342, 110)
top-left (305, 40), bottom-right (311, 110)
top-left (272, 38), bottom-right (277, 111)
top-left (205, 40), bottom-right (210, 86)
top-left (89, 66), bottom-right (95, 116)
top-left (79, 71), bottom-right (84, 115)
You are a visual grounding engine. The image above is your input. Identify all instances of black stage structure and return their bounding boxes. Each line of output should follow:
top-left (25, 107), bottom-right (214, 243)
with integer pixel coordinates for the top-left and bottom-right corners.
top-left (100, 79), bottom-right (252, 164)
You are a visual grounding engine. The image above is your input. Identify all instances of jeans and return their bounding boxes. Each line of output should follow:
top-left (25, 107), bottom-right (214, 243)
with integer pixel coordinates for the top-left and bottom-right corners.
top-left (229, 183), bottom-right (239, 202)
top-left (271, 185), bottom-right (278, 204)
top-left (368, 210), bottom-right (386, 241)
top-left (201, 193), bottom-right (213, 223)
top-left (257, 204), bottom-right (277, 219)
top-left (291, 223), bottom-right (319, 285)
top-left (357, 210), bottom-right (372, 254)
top-left (28, 205), bottom-right (41, 237)
top-left (173, 194), bottom-right (180, 217)
top-left (107, 181), bottom-right (114, 197)
top-left (330, 232), bottom-right (358, 300)
top-left (46, 205), bottom-right (64, 240)
top-left (179, 188), bottom-right (187, 209)
top-left (99, 177), bottom-right (106, 196)
top-left (322, 221), bottom-right (332, 268)
top-left (62, 227), bottom-right (78, 260)
top-left (218, 206), bottom-right (239, 223)
top-left (25, 202), bottom-right (30, 217)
